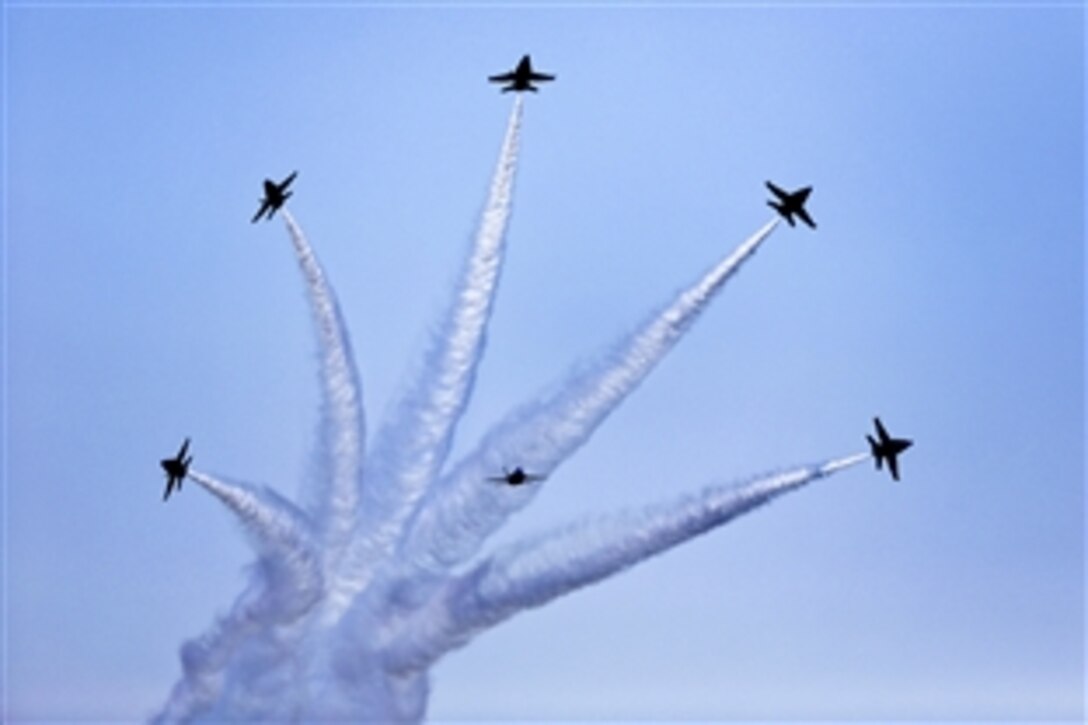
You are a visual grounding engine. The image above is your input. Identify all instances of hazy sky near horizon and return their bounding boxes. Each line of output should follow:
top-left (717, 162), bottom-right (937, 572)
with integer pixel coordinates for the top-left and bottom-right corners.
top-left (5, 4), bottom-right (1084, 721)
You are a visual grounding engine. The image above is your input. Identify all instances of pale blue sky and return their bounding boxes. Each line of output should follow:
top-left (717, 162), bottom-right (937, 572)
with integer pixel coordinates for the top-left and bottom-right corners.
top-left (4, 4), bottom-right (1084, 721)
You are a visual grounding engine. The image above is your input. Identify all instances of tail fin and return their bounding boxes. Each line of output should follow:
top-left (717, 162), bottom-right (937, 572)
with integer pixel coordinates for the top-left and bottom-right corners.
top-left (867, 435), bottom-right (882, 469)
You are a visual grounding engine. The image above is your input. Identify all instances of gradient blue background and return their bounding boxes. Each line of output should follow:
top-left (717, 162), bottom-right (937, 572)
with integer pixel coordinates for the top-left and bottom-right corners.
top-left (5, 4), bottom-right (1084, 721)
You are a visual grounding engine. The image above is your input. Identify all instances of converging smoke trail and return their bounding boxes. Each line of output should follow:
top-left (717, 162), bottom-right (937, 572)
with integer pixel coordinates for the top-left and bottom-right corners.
top-left (186, 470), bottom-right (323, 618)
top-left (387, 453), bottom-right (868, 673)
top-left (368, 96), bottom-right (523, 533)
top-left (155, 471), bottom-right (324, 722)
top-left (400, 218), bottom-right (781, 573)
top-left (281, 211), bottom-right (366, 564)
top-left (336, 97), bottom-right (524, 607)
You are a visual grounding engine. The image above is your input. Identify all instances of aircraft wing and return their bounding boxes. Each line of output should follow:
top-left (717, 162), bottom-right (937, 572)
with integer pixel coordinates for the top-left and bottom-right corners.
top-left (279, 171), bottom-right (298, 190)
top-left (529, 71), bottom-right (556, 81)
top-left (795, 207), bottom-right (816, 229)
top-left (874, 417), bottom-right (889, 443)
top-left (765, 181), bottom-right (788, 200)
top-left (888, 455), bottom-right (900, 481)
top-left (252, 199), bottom-right (272, 223)
top-left (489, 71), bottom-right (516, 82)
top-left (177, 438), bottom-right (190, 459)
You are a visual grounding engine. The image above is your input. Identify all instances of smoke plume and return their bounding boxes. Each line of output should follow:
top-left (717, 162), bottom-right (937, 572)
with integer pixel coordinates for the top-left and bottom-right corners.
top-left (156, 98), bottom-right (865, 723)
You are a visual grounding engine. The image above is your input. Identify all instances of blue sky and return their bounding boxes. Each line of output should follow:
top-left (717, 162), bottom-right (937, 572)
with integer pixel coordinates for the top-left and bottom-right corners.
top-left (4, 3), bottom-right (1084, 721)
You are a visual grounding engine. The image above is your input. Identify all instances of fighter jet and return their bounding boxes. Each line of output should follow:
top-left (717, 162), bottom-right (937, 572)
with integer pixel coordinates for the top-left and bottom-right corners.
top-left (867, 417), bottom-right (913, 481)
top-left (488, 55), bottom-right (555, 93)
top-left (766, 181), bottom-right (816, 229)
top-left (160, 437), bottom-right (192, 501)
top-left (487, 467), bottom-right (546, 486)
top-left (251, 171), bottom-right (298, 223)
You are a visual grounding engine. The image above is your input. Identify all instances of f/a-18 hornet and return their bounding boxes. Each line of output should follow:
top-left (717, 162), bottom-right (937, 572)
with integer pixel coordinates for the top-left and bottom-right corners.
top-left (488, 54), bottom-right (555, 93)
top-left (487, 467), bottom-right (547, 486)
top-left (766, 181), bottom-right (816, 229)
top-left (867, 417), bottom-right (913, 481)
top-left (160, 437), bottom-right (192, 501)
top-left (251, 171), bottom-right (298, 223)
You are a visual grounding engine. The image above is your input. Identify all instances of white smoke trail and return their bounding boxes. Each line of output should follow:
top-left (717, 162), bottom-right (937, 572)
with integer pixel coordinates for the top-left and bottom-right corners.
top-left (334, 97), bottom-right (524, 609)
top-left (281, 210), bottom-right (366, 566)
top-left (387, 453), bottom-right (868, 673)
top-left (153, 471), bottom-right (324, 722)
top-left (187, 471), bottom-right (323, 610)
top-left (400, 218), bottom-right (781, 573)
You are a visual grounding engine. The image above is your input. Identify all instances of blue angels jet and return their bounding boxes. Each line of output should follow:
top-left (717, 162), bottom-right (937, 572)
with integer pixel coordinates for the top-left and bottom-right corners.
top-left (487, 467), bottom-right (546, 486)
top-left (766, 181), bottom-right (816, 229)
top-left (867, 418), bottom-right (912, 481)
top-left (488, 55), bottom-right (556, 93)
top-left (251, 171), bottom-right (297, 223)
top-left (160, 437), bottom-right (192, 501)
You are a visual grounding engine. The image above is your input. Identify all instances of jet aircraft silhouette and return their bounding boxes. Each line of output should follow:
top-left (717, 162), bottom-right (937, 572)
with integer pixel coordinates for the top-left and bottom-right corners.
top-left (867, 417), bottom-right (912, 481)
top-left (161, 437), bottom-right (192, 501)
top-left (251, 171), bottom-right (298, 223)
top-left (766, 181), bottom-right (816, 229)
top-left (488, 55), bottom-right (555, 93)
top-left (487, 467), bottom-right (546, 486)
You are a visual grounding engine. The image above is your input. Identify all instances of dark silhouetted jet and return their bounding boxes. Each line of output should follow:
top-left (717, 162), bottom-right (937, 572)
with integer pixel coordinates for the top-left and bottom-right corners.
top-left (766, 181), bottom-right (816, 229)
top-left (867, 418), bottom-right (912, 481)
top-left (488, 55), bottom-right (555, 93)
top-left (251, 171), bottom-right (298, 223)
top-left (160, 437), bottom-right (192, 501)
top-left (487, 467), bottom-right (546, 486)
